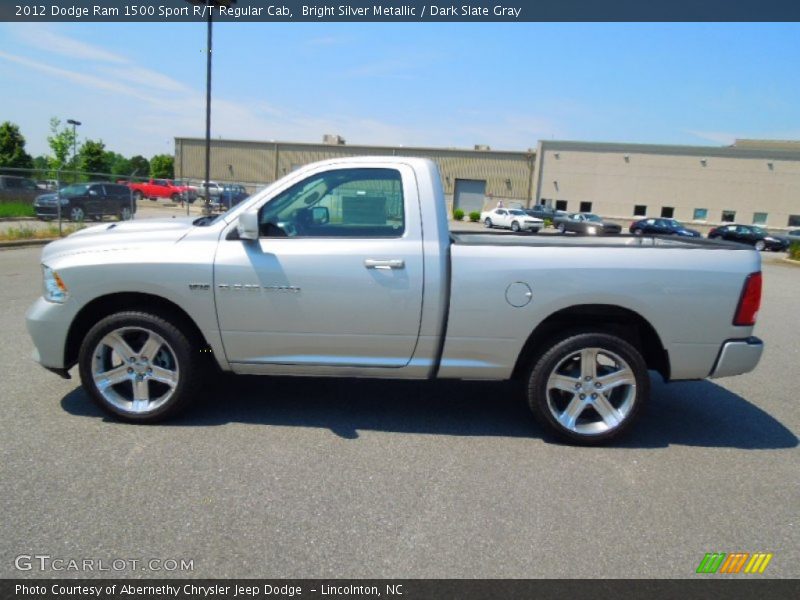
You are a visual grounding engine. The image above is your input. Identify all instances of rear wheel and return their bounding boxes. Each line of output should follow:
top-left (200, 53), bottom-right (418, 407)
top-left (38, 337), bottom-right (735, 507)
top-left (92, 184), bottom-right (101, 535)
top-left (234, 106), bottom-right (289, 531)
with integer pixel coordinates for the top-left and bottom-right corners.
top-left (633, 228), bottom-right (643, 236)
top-left (171, 193), bottom-right (180, 202)
top-left (119, 206), bottom-right (132, 221)
top-left (69, 206), bottom-right (85, 222)
top-left (511, 221), bottom-right (521, 232)
top-left (526, 332), bottom-right (649, 444)
top-left (78, 311), bottom-right (206, 423)
top-left (557, 223), bottom-right (566, 234)
top-left (484, 218), bottom-right (493, 228)
top-left (754, 240), bottom-right (766, 251)
top-left (133, 191), bottom-right (143, 202)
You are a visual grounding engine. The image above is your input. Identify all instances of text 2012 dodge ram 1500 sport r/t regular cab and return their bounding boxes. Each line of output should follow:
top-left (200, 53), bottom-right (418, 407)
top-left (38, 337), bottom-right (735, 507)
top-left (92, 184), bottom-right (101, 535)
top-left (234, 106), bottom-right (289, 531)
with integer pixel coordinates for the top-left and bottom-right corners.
top-left (26, 158), bottom-right (764, 444)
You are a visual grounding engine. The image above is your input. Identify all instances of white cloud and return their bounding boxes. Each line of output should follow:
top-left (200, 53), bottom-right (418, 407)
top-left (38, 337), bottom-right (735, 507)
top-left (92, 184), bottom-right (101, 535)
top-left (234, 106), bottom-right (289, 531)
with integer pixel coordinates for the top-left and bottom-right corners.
top-left (11, 25), bottom-right (128, 64)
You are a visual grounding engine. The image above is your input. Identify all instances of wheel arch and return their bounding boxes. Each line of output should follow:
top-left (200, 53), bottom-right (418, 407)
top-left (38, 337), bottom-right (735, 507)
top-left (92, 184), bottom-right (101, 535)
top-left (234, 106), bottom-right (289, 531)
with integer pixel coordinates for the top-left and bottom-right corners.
top-left (64, 292), bottom-right (211, 370)
top-left (511, 303), bottom-right (670, 381)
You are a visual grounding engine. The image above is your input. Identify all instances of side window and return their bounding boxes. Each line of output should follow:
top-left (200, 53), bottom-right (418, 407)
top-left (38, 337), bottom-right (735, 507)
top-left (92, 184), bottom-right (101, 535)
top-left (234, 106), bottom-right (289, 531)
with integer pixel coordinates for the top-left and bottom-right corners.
top-left (259, 168), bottom-right (405, 238)
top-left (90, 184), bottom-right (105, 195)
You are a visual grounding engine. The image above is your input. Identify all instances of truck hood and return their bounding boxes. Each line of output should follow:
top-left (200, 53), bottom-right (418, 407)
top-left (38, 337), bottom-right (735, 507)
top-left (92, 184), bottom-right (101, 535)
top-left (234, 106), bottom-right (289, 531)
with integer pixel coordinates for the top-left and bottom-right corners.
top-left (41, 217), bottom-right (197, 263)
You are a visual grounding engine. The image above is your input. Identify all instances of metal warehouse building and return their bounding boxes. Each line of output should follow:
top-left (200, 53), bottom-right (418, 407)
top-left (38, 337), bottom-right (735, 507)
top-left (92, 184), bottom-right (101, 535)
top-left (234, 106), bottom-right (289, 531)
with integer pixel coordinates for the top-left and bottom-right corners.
top-left (174, 136), bottom-right (535, 215)
top-left (175, 136), bottom-right (800, 230)
top-left (533, 139), bottom-right (800, 229)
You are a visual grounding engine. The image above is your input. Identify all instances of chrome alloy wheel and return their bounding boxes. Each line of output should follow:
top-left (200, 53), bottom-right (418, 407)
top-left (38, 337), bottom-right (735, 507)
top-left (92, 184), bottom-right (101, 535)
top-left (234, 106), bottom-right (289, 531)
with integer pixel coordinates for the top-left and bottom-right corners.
top-left (545, 347), bottom-right (636, 435)
top-left (90, 326), bottom-right (179, 414)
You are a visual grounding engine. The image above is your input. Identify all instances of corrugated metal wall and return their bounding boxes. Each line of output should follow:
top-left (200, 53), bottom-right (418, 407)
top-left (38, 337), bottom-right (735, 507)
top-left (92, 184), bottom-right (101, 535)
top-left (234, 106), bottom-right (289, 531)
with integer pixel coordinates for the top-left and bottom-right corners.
top-left (175, 138), bottom-right (535, 209)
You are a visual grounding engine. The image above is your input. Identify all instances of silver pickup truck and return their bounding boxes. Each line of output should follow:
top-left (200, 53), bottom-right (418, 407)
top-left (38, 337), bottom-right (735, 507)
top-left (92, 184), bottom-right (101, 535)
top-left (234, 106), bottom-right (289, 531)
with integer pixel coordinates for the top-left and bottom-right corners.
top-left (26, 157), bottom-right (764, 444)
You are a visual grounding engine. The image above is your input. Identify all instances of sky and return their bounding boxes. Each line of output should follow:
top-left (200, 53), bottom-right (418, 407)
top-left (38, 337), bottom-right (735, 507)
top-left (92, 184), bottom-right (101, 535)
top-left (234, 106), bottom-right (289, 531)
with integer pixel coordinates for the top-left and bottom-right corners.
top-left (0, 22), bottom-right (799, 158)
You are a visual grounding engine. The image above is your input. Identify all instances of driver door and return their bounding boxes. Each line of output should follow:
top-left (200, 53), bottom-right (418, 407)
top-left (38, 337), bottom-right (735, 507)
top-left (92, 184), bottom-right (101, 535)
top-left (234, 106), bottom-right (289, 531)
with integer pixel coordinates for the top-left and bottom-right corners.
top-left (214, 164), bottom-right (424, 372)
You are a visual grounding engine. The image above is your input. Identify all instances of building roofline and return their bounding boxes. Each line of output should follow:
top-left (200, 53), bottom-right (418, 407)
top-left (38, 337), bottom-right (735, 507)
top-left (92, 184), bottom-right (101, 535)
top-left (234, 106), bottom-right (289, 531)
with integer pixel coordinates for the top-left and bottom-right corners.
top-left (174, 136), bottom-right (535, 158)
top-left (538, 139), bottom-right (800, 161)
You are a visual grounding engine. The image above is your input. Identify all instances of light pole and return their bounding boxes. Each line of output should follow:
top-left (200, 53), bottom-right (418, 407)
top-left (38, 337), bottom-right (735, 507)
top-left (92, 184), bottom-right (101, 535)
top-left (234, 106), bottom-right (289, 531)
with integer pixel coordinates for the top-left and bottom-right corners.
top-left (66, 119), bottom-right (81, 177)
top-left (186, 0), bottom-right (236, 216)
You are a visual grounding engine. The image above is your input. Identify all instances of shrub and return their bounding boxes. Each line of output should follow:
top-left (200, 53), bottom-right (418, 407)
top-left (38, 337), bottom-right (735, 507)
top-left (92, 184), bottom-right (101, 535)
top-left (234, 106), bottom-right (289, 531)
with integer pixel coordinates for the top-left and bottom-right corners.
top-left (790, 241), bottom-right (800, 261)
top-left (453, 208), bottom-right (465, 221)
top-left (0, 202), bottom-right (35, 218)
top-left (543, 218), bottom-right (553, 229)
top-left (469, 211), bottom-right (481, 222)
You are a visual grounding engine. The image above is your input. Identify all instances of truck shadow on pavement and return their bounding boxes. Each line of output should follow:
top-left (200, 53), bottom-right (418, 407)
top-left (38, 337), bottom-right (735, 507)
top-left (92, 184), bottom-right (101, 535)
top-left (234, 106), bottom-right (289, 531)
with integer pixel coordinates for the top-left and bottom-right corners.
top-left (61, 374), bottom-right (797, 450)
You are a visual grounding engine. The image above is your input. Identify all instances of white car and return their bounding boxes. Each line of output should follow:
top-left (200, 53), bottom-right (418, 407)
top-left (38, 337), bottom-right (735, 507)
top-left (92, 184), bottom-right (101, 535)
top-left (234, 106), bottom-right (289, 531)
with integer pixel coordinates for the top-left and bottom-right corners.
top-left (480, 208), bottom-right (543, 233)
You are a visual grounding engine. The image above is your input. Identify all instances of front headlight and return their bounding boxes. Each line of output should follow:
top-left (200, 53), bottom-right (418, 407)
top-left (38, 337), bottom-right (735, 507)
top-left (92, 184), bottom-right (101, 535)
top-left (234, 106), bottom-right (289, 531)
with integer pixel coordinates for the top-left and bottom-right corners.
top-left (59, 197), bottom-right (69, 205)
top-left (587, 226), bottom-right (598, 235)
top-left (42, 265), bottom-right (69, 303)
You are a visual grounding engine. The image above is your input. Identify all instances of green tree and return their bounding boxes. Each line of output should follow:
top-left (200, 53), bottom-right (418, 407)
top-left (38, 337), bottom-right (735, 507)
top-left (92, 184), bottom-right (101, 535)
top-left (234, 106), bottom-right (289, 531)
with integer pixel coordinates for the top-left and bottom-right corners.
top-left (78, 139), bottom-right (111, 177)
top-left (46, 117), bottom-right (77, 172)
top-left (105, 152), bottom-right (132, 179)
top-left (0, 121), bottom-right (34, 171)
top-left (129, 155), bottom-right (150, 179)
top-left (150, 154), bottom-right (174, 179)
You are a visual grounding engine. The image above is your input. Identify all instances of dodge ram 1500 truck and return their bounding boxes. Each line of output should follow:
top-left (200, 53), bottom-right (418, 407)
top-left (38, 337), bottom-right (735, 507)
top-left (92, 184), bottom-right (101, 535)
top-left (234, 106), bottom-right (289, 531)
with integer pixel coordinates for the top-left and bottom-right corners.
top-left (26, 158), bottom-right (764, 443)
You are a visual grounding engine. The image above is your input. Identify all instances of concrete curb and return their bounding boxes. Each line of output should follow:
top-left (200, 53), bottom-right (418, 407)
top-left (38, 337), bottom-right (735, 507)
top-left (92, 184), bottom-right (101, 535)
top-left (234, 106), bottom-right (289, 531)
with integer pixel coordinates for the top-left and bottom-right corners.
top-left (781, 257), bottom-right (800, 267)
top-left (0, 217), bottom-right (36, 222)
top-left (0, 239), bottom-right (54, 250)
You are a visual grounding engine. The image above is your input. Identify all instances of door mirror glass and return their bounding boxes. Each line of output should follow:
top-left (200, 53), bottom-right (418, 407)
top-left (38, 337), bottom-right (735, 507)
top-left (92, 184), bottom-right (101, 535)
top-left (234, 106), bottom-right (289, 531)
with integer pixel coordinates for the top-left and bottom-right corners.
top-left (311, 206), bottom-right (329, 225)
top-left (237, 211), bottom-right (259, 240)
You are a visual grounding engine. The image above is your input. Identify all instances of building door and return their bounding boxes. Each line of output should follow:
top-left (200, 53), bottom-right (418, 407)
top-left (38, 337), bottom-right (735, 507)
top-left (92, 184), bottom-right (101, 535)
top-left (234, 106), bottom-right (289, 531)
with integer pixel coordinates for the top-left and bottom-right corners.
top-left (454, 179), bottom-right (486, 213)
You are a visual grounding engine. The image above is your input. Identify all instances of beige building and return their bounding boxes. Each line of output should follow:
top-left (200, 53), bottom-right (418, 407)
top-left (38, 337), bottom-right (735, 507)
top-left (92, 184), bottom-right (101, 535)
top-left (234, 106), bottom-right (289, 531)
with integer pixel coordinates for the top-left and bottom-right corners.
top-left (174, 136), bottom-right (535, 215)
top-left (532, 140), bottom-right (800, 229)
top-left (175, 136), bottom-right (800, 230)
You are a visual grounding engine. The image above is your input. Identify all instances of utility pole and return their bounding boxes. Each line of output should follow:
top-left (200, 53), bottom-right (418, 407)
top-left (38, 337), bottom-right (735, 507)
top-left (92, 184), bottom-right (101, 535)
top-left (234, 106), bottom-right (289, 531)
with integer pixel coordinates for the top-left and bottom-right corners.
top-left (67, 119), bottom-right (81, 179)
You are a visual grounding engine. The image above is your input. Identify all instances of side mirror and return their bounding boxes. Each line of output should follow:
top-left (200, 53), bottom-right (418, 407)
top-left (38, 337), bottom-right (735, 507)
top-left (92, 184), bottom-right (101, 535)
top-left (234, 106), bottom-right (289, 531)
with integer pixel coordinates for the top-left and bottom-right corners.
top-left (237, 211), bottom-right (259, 240)
top-left (311, 206), bottom-right (329, 225)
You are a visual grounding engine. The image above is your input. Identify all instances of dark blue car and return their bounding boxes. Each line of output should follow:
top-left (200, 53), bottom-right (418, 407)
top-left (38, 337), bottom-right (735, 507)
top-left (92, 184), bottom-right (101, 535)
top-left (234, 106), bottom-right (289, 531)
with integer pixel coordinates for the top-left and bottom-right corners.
top-left (629, 218), bottom-right (701, 237)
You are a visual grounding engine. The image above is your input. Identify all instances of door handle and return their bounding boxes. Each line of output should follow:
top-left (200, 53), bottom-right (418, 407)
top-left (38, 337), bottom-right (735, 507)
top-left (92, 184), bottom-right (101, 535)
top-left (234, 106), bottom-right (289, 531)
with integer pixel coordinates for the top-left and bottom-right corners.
top-left (364, 259), bottom-right (405, 270)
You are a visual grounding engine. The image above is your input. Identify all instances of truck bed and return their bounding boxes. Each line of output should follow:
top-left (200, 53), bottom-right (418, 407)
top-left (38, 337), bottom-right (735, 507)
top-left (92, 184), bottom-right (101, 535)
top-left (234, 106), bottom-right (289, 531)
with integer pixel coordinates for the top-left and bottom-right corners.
top-left (449, 231), bottom-right (748, 250)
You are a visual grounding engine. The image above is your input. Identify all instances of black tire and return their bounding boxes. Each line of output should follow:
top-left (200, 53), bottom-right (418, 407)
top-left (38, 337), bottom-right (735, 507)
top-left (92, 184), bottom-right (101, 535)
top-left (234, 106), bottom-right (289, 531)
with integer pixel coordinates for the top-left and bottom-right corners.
top-left (557, 223), bottom-right (566, 234)
top-left (78, 311), bottom-right (206, 423)
top-left (133, 191), bottom-right (143, 202)
top-left (119, 205), bottom-right (132, 221)
top-left (526, 332), bottom-right (649, 445)
top-left (632, 228), bottom-right (643, 236)
top-left (171, 193), bottom-right (180, 202)
top-left (754, 240), bottom-right (766, 251)
top-left (511, 221), bottom-right (521, 232)
top-left (69, 205), bottom-right (85, 222)
top-left (484, 218), bottom-right (493, 228)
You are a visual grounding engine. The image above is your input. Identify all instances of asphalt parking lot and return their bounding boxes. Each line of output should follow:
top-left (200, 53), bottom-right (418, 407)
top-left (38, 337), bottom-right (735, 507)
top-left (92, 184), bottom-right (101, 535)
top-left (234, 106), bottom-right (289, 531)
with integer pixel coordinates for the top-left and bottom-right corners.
top-left (0, 243), bottom-right (797, 579)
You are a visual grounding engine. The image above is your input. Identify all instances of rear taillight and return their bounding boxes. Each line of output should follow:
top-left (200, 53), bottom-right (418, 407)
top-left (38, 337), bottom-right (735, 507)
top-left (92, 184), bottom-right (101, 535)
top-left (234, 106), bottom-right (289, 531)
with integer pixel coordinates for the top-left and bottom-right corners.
top-left (733, 272), bottom-right (762, 326)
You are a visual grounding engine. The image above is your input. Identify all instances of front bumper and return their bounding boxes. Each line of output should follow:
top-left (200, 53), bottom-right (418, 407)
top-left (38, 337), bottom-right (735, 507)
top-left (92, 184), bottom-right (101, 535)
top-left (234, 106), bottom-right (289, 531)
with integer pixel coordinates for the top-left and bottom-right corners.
top-left (709, 337), bottom-right (764, 378)
top-left (26, 296), bottom-right (79, 370)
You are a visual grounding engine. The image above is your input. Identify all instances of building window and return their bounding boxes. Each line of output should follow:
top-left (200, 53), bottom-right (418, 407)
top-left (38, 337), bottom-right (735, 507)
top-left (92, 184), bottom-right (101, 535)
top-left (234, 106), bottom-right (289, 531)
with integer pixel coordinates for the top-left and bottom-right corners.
top-left (721, 210), bottom-right (736, 223)
top-left (693, 208), bottom-right (708, 221)
top-left (633, 205), bottom-right (647, 216)
top-left (579, 201), bottom-right (592, 213)
top-left (788, 215), bottom-right (800, 227)
top-left (752, 212), bottom-right (768, 225)
top-left (661, 207), bottom-right (674, 218)
top-left (555, 200), bottom-right (568, 212)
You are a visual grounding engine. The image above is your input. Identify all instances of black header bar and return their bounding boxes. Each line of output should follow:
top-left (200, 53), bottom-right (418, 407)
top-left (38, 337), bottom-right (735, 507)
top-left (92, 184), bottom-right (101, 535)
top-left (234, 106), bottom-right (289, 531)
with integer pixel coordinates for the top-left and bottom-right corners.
top-left (3, 0), bottom-right (800, 22)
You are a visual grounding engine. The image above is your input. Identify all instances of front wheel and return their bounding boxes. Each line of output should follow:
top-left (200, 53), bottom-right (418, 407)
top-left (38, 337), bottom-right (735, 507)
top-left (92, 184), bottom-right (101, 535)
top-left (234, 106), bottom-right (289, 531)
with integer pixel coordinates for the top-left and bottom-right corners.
top-left (557, 223), bottom-right (566, 234)
top-left (133, 191), bottom-right (143, 202)
top-left (484, 218), bottom-right (493, 228)
top-left (78, 311), bottom-right (206, 423)
top-left (171, 193), bottom-right (180, 202)
top-left (511, 221), bottom-right (520, 232)
top-left (526, 332), bottom-right (649, 444)
top-left (632, 228), bottom-right (643, 236)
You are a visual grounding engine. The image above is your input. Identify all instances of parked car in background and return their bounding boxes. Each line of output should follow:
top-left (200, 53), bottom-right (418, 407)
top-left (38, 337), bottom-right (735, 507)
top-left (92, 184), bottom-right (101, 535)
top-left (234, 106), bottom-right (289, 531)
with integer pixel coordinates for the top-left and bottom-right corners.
top-left (127, 179), bottom-right (196, 203)
top-left (34, 183), bottom-right (136, 222)
top-left (772, 229), bottom-right (800, 247)
top-left (198, 181), bottom-right (223, 200)
top-left (480, 208), bottom-right (543, 232)
top-left (524, 205), bottom-right (561, 221)
top-left (629, 218), bottom-right (701, 237)
top-left (554, 213), bottom-right (622, 235)
top-left (0, 175), bottom-right (41, 204)
top-left (707, 224), bottom-right (788, 252)
top-left (217, 184), bottom-right (250, 210)
top-left (37, 179), bottom-right (59, 191)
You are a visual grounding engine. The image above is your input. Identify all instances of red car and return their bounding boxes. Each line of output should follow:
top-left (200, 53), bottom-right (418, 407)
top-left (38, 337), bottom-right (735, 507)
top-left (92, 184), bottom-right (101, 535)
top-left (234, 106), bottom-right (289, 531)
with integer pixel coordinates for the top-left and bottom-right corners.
top-left (127, 178), bottom-right (196, 202)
